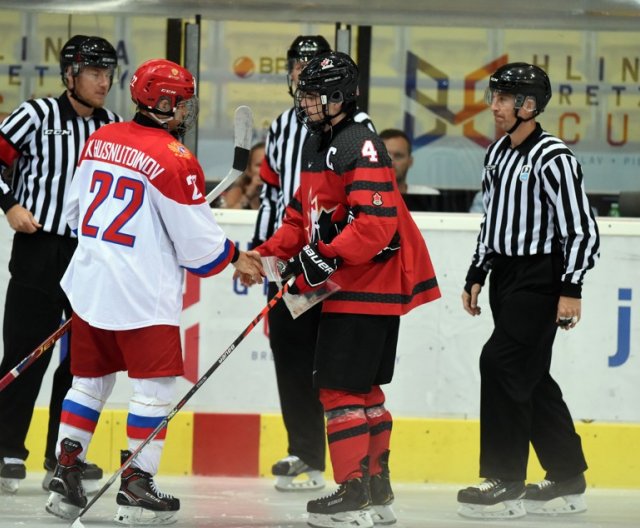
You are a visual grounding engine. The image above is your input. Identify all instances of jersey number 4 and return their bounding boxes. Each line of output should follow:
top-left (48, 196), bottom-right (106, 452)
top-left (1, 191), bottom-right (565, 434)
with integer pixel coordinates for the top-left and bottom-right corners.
top-left (81, 170), bottom-right (145, 247)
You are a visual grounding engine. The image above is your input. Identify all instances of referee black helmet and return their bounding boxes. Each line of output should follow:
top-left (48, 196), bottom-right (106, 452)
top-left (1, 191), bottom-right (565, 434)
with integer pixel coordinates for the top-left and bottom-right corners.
top-left (486, 62), bottom-right (551, 116)
top-left (60, 35), bottom-right (118, 85)
top-left (286, 35), bottom-right (331, 96)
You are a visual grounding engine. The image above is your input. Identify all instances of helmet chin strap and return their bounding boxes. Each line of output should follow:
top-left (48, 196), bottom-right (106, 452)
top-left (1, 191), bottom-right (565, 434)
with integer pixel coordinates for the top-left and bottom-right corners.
top-left (507, 110), bottom-right (536, 135)
top-left (69, 88), bottom-right (96, 110)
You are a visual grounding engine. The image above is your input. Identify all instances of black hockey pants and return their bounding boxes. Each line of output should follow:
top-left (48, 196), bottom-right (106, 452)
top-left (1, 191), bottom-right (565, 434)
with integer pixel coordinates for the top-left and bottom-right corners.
top-left (0, 231), bottom-right (75, 463)
top-left (479, 253), bottom-right (588, 482)
top-left (267, 282), bottom-right (325, 471)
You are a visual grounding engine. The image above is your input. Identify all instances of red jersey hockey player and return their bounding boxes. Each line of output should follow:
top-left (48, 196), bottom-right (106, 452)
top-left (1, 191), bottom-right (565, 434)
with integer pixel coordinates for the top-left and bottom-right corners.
top-left (45, 59), bottom-right (262, 525)
top-left (242, 51), bottom-right (440, 528)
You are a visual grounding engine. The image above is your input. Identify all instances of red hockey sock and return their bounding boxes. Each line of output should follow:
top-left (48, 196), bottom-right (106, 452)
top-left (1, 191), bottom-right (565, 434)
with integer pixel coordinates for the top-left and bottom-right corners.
top-left (365, 386), bottom-right (392, 475)
top-left (319, 388), bottom-right (369, 483)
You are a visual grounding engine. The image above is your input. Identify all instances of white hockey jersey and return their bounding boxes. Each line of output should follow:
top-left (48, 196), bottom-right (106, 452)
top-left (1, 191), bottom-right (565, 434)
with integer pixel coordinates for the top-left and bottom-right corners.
top-left (61, 119), bottom-right (236, 330)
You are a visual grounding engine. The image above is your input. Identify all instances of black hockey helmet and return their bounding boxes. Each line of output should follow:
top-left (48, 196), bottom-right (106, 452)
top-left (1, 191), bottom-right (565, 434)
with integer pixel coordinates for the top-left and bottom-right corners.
top-left (486, 62), bottom-right (551, 116)
top-left (60, 35), bottom-right (118, 85)
top-left (286, 35), bottom-right (331, 97)
top-left (294, 51), bottom-right (359, 131)
top-left (287, 35), bottom-right (331, 70)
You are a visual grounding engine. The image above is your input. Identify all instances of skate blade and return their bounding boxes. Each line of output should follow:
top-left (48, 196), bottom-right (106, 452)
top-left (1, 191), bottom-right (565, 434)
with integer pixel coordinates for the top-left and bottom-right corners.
top-left (1, 478), bottom-right (20, 494)
top-left (45, 491), bottom-right (82, 520)
top-left (275, 471), bottom-right (325, 492)
top-left (371, 504), bottom-right (397, 525)
top-left (457, 499), bottom-right (526, 519)
top-left (114, 505), bottom-right (178, 525)
top-left (307, 509), bottom-right (374, 528)
top-left (524, 494), bottom-right (587, 515)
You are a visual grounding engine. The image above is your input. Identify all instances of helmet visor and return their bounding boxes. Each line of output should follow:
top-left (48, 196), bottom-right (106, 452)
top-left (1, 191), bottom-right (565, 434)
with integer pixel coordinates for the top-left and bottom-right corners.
top-left (484, 87), bottom-right (525, 108)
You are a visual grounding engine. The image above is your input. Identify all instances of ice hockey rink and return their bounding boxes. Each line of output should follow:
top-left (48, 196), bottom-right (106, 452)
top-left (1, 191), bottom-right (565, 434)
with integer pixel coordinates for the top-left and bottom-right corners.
top-left (1, 473), bottom-right (639, 528)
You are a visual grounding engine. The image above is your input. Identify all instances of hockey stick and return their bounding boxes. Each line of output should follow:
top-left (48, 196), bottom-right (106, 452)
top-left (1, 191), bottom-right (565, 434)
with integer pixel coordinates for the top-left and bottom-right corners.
top-left (0, 318), bottom-right (71, 392)
top-left (205, 105), bottom-right (253, 204)
top-left (70, 281), bottom-right (290, 528)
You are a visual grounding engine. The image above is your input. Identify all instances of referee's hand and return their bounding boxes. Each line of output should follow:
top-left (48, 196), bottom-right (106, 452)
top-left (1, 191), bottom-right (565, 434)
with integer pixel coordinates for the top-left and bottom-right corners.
top-left (6, 204), bottom-right (41, 233)
top-left (462, 283), bottom-right (482, 316)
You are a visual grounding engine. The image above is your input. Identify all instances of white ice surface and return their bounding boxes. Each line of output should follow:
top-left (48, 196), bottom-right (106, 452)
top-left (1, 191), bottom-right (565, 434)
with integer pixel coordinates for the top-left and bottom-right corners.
top-left (1, 473), bottom-right (639, 527)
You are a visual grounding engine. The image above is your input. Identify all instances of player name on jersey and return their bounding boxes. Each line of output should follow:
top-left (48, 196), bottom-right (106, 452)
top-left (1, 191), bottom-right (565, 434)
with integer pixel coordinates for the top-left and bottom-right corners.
top-left (84, 138), bottom-right (166, 180)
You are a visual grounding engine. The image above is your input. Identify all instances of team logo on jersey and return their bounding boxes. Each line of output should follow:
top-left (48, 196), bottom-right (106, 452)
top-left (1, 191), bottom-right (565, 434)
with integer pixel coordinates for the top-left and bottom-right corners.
top-left (168, 141), bottom-right (192, 159)
top-left (519, 165), bottom-right (531, 182)
top-left (44, 129), bottom-right (71, 136)
top-left (326, 146), bottom-right (337, 170)
top-left (372, 192), bottom-right (383, 206)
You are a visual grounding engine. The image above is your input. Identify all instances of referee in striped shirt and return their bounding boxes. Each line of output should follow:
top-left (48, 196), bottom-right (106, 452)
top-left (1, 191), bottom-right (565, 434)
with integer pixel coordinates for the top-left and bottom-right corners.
top-left (457, 63), bottom-right (600, 517)
top-left (0, 35), bottom-right (121, 492)
top-left (252, 35), bottom-right (375, 491)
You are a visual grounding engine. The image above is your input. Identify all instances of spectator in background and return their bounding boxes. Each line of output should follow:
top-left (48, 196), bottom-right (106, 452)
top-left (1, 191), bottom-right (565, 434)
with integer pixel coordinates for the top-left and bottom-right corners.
top-left (380, 128), bottom-right (439, 211)
top-left (223, 142), bottom-right (266, 210)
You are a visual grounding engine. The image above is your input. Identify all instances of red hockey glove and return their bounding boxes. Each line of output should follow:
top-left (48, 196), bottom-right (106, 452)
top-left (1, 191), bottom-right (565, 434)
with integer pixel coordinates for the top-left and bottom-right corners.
top-left (282, 243), bottom-right (339, 295)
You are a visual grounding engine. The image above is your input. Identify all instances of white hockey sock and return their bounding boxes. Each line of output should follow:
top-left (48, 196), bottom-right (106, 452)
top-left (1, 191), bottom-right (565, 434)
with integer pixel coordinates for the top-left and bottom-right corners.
top-left (127, 377), bottom-right (175, 475)
top-left (56, 374), bottom-right (116, 459)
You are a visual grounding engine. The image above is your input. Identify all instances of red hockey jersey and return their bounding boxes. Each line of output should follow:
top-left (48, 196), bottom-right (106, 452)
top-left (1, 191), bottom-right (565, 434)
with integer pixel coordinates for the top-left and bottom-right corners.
top-left (257, 118), bottom-right (440, 316)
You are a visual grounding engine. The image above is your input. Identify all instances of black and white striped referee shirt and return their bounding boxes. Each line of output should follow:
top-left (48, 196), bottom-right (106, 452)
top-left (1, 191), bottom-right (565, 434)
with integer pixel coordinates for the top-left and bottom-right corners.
top-left (0, 92), bottom-right (122, 236)
top-left (468, 123), bottom-right (600, 296)
top-left (252, 107), bottom-right (374, 246)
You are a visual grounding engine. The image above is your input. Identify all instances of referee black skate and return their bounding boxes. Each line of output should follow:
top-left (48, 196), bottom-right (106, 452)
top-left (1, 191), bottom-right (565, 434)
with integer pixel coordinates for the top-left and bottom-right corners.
top-left (458, 62), bottom-right (599, 519)
top-left (0, 34), bottom-right (121, 495)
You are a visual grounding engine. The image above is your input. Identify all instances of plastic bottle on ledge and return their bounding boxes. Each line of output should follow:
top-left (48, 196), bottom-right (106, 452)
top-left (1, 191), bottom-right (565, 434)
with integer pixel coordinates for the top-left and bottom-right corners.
top-left (608, 202), bottom-right (620, 217)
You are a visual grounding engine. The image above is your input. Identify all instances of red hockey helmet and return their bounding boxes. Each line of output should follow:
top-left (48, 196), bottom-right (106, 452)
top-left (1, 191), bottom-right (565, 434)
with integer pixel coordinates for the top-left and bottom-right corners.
top-left (130, 59), bottom-right (196, 116)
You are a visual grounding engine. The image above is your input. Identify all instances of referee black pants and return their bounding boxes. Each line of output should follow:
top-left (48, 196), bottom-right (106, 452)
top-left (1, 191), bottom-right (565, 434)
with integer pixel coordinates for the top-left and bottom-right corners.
top-left (0, 231), bottom-right (76, 463)
top-left (267, 282), bottom-right (325, 471)
top-left (479, 254), bottom-right (588, 482)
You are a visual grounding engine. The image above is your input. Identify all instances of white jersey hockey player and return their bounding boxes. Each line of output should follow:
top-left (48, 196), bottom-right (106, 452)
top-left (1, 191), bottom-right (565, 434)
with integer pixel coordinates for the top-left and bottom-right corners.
top-left (45, 58), bottom-right (263, 525)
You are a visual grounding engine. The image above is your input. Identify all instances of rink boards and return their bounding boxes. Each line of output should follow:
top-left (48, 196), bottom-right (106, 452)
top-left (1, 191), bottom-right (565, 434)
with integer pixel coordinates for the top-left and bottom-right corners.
top-left (0, 210), bottom-right (638, 488)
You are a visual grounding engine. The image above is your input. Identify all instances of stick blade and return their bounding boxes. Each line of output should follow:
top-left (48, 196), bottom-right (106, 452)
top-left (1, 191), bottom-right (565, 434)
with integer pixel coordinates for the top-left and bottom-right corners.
top-left (234, 105), bottom-right (253, 151)
top-left (69, 517), bottom-right (85, 528)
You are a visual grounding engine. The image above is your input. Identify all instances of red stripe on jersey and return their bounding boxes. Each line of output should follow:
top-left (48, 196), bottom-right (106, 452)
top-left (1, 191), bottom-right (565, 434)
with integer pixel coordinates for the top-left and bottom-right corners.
top-left (0, 133), bottom-right (19, 166)
top-left (127, 424), bottom-right (167, 440)
top-left (259, 156), bottom-right (280, 187)
top-left (61, 410), bottom-right (98, 433)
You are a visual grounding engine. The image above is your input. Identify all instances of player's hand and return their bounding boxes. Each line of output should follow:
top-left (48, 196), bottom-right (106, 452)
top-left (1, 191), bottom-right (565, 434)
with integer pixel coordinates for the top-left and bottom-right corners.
top-left (232, 250), bottom-right (264, 286)
top-left (556, 296), bottom-right (581, 330)
top-left (6, 204), bottom-right (41, 233)
top-left (282, 243), bottom-right (339, 295)
top-left (462, 283), bottom-right (482, 316)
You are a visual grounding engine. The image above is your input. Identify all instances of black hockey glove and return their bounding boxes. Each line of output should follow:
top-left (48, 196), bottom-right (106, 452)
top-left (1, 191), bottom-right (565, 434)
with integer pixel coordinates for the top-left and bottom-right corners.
top-left (282, 243), bottom-right (339, 295)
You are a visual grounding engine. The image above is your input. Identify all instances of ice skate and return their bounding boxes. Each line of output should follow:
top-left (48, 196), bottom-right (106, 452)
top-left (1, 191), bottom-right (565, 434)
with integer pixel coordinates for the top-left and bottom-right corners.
top-left (115, 450), bottom-right (180, 525)
top-left (369, 451), bottom-right (396, 525)
top-left (45, 438), bottom-right (88, 520)
top-left (307, 477), bottom-right (373, 528)
top-left (523, 473), bottom-right (587, 515)
top-left (457, 478), bottom-right (526, 519)
top-left (43, 456), bottom-right (104, 494)
top-left (0, 458), bottom-right (26, 494)
top-left (272, 455), bottom-right (325, 491)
